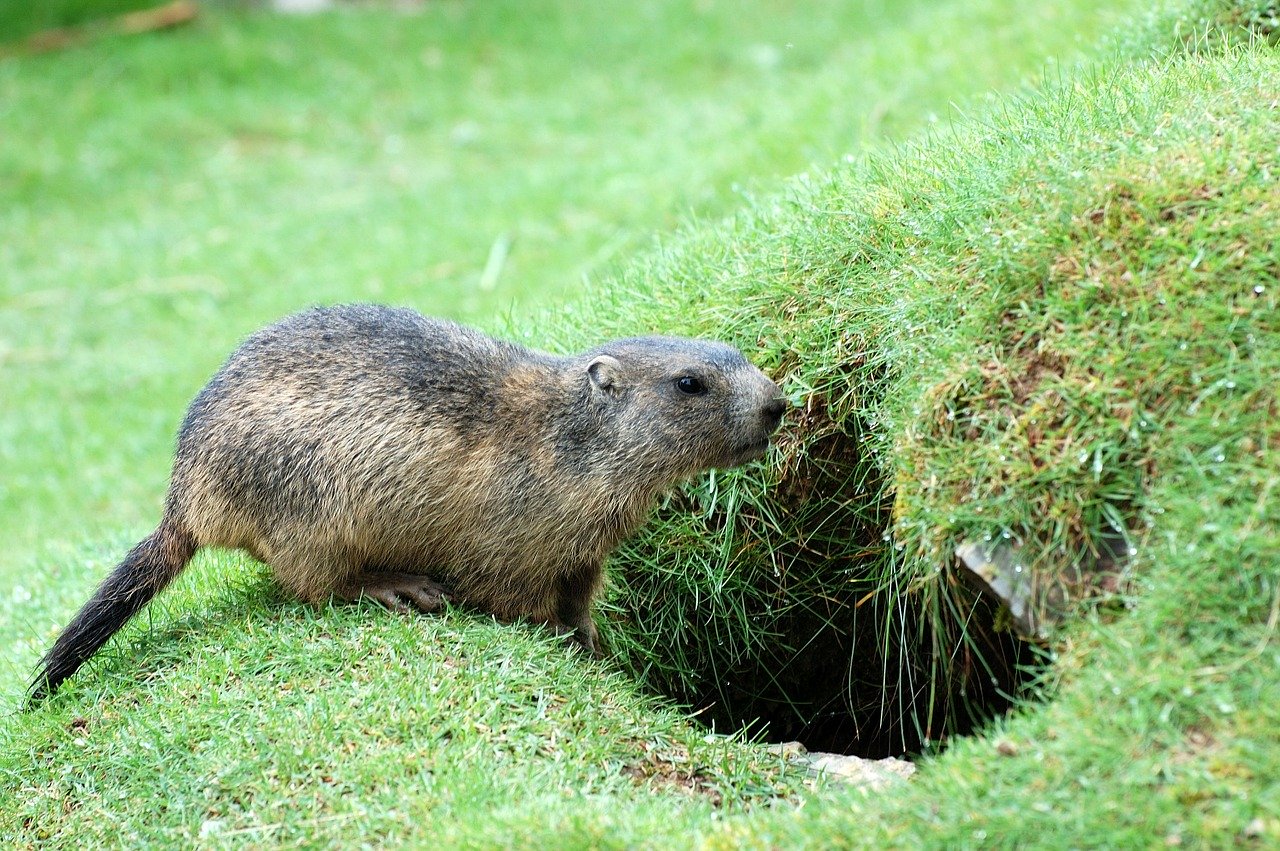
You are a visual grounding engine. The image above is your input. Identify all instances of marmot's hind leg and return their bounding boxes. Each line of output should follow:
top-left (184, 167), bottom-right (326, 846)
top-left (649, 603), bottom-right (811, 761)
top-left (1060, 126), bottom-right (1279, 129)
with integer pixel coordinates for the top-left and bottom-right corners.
top-left (337, 571), bottom-right (453, 614)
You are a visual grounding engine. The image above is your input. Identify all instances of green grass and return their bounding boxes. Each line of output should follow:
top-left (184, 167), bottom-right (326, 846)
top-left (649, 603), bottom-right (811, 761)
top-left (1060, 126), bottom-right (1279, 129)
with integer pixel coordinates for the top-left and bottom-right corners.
top-left (3, 546), bottom-right (808, 845)
top-left (550, 0), bottom-right (1280, 758)
top-left (5, 0), bottom-right (1278, 847)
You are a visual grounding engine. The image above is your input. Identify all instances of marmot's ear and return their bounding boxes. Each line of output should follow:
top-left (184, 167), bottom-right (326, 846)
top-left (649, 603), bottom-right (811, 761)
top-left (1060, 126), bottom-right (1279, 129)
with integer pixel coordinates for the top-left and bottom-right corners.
top-left (587, 355), bottom-right (621, 398)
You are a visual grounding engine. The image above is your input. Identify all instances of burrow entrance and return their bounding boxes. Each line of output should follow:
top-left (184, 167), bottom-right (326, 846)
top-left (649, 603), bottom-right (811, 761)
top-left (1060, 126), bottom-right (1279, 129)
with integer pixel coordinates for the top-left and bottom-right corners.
top-left (613, 410), bottom-right (1044, 760)
top-left (683, 584), bottom-right (1041, 760)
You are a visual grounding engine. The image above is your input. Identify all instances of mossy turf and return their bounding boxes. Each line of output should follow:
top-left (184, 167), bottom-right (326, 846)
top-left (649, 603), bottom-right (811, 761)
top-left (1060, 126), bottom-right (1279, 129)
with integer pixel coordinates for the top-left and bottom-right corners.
top-left (4, 0), bottom-right (1279, 847)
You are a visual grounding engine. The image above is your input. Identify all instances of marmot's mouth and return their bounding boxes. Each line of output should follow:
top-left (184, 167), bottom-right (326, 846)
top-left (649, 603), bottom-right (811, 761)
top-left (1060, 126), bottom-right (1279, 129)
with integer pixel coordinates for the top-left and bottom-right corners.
top-left (729, 437), bottom-right (771, 466)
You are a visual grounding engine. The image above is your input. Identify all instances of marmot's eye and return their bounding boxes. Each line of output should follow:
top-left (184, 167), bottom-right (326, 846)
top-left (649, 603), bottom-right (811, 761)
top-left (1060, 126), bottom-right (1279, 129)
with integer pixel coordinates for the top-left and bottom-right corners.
top-left (675, 376), bottom-right (706, 395)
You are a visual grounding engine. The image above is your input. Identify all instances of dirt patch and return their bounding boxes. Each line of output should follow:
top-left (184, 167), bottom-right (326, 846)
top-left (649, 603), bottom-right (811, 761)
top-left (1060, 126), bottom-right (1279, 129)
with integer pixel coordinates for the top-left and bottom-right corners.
top-left (622, 741), bottom-right (723, 806)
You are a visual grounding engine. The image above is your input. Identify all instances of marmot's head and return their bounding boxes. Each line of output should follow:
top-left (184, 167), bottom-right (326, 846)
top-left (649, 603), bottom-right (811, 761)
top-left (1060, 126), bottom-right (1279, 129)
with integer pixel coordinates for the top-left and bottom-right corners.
top-left (579, 336), bottom-right (786, 482)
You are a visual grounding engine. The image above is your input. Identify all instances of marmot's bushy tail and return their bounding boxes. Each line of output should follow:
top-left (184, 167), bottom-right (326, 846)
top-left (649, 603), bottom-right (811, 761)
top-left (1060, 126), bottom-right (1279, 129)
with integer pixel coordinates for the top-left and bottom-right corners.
top-left (27, 516), bottom-right (197, 706)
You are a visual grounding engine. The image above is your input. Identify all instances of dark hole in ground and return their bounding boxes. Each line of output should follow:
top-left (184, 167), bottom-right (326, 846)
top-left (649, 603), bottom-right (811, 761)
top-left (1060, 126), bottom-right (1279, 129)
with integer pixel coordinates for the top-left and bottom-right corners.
top-left (685, 584), bottom-right (1042, 759)
top-left (617, 405), bottom-right (1044, 760)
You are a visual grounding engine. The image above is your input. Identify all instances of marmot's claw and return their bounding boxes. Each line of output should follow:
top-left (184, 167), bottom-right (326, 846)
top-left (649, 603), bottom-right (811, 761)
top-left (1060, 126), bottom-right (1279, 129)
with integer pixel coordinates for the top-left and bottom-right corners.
top-left (354, 572), bottom-right (452, 614)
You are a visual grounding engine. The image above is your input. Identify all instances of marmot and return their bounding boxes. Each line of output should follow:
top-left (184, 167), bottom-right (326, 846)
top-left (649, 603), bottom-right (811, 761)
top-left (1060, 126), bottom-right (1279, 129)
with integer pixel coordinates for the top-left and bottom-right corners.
top-left (30, 304), bottom-right (785, 702)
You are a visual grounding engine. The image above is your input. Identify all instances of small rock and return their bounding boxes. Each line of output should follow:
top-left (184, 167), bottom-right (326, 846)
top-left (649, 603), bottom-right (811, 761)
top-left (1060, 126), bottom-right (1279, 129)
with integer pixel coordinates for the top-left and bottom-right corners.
top-left (804, 752), bottom-right (915, 791)
top-left (761, 742), bottom-right (914, 791)
top-left (956, 532), bottom-right (1130, 640)
top-left (956, 539), bottom-right (1042, 637)
top-left (995, 739), bottom-right (1019, 757)
top-left (271, 0), bottom-right (334, 13)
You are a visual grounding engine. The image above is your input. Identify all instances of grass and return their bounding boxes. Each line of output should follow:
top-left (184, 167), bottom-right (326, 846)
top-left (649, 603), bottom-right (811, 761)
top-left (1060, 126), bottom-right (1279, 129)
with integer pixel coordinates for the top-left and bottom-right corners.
top-left (543, 2), bottom-right (1280, 842)
top-left (4, 0), bottom-right (1278, 847)
top-left (4, 545), bottom-right (809, 845)
top-left (0, 0), bottom-right (164, 44)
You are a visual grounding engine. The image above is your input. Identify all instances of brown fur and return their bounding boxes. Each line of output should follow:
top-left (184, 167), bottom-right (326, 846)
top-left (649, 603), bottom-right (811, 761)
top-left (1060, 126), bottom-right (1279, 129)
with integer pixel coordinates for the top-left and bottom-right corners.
top-left (29, 304), bottom-right (785, 702)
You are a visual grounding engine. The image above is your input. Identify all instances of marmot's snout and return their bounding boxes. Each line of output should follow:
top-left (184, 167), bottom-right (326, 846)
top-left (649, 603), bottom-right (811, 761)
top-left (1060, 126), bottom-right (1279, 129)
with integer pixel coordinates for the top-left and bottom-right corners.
top-left (728, 371), bottom-right (787, 464)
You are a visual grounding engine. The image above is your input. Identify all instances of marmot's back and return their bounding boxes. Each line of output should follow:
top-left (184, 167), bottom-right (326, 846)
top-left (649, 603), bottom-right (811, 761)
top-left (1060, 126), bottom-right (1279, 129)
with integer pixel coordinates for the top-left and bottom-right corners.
top-left (180, 305), bottom-right (533, 441)
top-left (170, 306), bottom-right (556, 576)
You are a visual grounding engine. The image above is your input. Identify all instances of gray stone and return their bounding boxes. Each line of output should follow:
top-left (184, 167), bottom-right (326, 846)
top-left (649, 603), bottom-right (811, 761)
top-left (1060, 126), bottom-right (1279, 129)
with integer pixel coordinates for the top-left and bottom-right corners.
top-left (271, 0), bottom-right (335, 13)
top-left (804, 752), bottom-right (916, 790)
top-left (956, 538), bottom-right (1046, 638)
top-left (767, 741), bottom-right (915, 791)
top-left (957, 531), bottom-right (1129, 640)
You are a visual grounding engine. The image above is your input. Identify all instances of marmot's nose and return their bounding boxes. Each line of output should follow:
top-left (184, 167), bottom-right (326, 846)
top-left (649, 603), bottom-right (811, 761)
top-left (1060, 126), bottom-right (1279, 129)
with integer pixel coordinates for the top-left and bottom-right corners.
top-left (761, 397), bottom-right (787, 429)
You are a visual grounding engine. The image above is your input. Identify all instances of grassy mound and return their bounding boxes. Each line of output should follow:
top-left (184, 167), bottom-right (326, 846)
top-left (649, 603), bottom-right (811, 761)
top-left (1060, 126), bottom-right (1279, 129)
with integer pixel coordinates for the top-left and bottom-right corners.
top-left (547, 0), bottom-right (1280, 761)
top-left (1, 545), bottom-right (807, 844)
